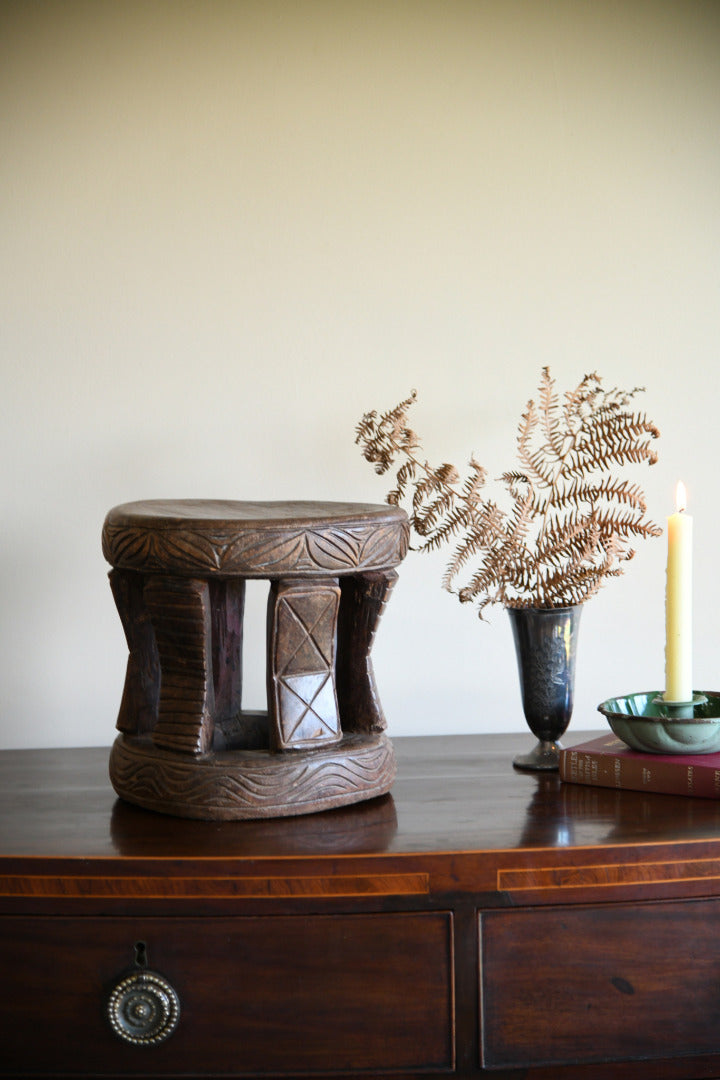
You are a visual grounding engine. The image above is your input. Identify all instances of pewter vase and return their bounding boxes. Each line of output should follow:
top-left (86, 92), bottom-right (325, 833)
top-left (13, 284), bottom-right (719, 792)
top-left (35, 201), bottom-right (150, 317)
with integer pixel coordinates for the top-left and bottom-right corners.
top-left (508, 604), bottom-right (582, 771)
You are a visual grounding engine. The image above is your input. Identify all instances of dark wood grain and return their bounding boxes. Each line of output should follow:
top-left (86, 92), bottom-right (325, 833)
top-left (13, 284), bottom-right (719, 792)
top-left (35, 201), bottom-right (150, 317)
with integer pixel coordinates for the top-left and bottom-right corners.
top-left (482, 899), bottom-right (720, 1068)
top-left (3, 913), bottom-right (453, 1075)
top-left (5, 734), bottom-right (720, 1079)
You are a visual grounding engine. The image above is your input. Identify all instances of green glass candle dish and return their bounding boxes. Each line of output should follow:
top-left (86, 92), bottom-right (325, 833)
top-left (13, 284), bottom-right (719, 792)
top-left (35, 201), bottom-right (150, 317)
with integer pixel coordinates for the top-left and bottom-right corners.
top-left (597, 691), bottom-right (720, 755)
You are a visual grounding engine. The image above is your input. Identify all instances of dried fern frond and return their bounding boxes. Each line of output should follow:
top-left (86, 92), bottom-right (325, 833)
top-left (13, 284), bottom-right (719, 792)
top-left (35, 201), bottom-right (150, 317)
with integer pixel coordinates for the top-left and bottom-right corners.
top-left (355, 391), bottom-right (420, 476)
top-left (356, 368), bottom-right (661, 616)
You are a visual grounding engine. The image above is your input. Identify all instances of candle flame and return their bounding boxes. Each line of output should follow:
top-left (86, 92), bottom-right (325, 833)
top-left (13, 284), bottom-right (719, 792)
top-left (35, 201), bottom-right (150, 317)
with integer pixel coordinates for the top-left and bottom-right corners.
top-left (676, 481), bottom-right (687, 513)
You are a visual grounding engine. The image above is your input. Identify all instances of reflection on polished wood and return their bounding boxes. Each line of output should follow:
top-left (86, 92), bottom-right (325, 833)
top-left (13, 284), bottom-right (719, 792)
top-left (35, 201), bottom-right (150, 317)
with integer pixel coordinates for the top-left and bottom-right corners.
top-left (4, 733), bottom-right (720, 858)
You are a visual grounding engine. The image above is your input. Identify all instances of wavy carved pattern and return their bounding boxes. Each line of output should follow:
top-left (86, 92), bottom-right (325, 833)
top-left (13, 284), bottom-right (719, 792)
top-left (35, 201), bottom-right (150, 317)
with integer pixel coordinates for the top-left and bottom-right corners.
top-left (109, 733), bottom-right (396, 821)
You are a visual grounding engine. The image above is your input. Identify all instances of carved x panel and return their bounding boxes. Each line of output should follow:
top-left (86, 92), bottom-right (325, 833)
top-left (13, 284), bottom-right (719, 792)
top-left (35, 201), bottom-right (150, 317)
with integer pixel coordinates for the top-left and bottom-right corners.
top-left (268, 581), bottom-right (341, 750)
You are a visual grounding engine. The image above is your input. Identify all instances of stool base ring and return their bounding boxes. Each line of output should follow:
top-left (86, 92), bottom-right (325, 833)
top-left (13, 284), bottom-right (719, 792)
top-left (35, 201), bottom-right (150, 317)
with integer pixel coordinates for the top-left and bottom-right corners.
top-left (109, 730), bottom-right (397, 821)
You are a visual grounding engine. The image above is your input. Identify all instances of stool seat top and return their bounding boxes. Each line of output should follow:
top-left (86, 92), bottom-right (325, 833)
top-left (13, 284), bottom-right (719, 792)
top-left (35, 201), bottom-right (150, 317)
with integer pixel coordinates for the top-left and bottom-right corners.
top-left (103, 499), bottom-right (409, 578)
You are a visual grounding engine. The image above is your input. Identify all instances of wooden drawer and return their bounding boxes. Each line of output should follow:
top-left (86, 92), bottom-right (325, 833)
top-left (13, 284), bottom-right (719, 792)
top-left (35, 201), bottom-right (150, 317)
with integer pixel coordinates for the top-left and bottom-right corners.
top-left (480, 898), bottom-right (720, 1069)
top-left (2, 912), bottom-right (454, 1076)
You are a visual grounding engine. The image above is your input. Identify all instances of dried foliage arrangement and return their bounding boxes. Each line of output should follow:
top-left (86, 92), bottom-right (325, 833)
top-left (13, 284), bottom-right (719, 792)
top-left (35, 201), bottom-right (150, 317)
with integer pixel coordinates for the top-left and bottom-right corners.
top-left (356, 368), bottom-right (661, 617)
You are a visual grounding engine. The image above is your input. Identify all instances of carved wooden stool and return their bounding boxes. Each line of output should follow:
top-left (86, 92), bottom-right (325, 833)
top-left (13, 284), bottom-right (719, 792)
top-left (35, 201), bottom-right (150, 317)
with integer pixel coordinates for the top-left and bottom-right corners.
top-left (102, 500), bottom-right (409, 820)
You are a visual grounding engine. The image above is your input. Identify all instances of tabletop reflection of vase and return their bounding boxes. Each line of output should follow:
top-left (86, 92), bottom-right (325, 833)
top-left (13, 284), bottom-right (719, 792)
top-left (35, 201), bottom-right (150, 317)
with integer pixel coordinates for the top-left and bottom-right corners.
top-left (508, 605), bottom-right (582, 772)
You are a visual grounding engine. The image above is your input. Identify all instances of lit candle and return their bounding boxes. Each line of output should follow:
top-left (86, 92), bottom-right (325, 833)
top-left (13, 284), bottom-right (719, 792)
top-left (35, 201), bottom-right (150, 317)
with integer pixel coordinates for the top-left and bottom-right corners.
top-left (664, 482), bottom-right (693, 702)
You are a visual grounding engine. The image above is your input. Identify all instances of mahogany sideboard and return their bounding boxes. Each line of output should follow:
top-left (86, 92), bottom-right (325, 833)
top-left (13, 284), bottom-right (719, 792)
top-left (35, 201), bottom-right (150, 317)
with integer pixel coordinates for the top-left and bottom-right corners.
top-left (5, 732), bottom-right (720, 1079)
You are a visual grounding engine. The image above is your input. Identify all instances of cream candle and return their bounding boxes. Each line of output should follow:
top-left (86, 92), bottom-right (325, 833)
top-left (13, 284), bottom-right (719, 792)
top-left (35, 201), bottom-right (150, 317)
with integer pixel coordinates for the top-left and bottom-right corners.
top-left (664, 482), bottom-right (693, 703)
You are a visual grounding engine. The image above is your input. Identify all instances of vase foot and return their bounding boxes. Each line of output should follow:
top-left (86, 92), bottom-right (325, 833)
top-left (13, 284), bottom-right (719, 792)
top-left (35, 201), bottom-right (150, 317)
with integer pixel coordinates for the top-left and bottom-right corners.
top-left (513, 739), bottom-right (562, 772)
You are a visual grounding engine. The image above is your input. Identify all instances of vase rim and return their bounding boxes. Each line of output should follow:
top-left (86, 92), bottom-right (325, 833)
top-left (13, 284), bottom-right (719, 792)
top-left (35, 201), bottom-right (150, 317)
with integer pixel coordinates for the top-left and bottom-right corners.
top-left (506, 604), bottom-right (581, 615)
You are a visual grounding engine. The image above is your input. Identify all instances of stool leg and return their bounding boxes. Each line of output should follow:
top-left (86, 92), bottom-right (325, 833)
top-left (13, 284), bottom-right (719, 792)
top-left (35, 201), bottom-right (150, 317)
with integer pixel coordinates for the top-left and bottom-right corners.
top-left (336, 569), bottom-right (398, 733)
top-left (108, 569), bottom-right (160, 736)
top-left (145, 576), bottom-right (215, 755)
top-left (267, 578), bottom-right (342, 750)
top-left (209, 578), bottom-right (245, 725)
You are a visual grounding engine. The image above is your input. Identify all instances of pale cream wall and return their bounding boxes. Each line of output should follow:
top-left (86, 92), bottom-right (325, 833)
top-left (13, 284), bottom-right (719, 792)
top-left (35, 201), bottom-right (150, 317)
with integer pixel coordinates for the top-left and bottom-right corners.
top-left (2, 1), bottom-right (718, 749)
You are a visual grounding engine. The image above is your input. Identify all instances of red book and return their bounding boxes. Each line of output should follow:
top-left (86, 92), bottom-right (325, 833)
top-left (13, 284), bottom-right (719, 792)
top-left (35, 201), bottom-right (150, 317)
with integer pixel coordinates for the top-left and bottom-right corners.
top-left (559, 733), bottom-right (720, 798)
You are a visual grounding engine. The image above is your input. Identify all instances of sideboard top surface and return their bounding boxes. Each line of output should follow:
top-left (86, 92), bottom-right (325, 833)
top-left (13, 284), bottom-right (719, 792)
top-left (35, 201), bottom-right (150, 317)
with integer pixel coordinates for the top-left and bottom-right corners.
top-left (3, 733), bottom-right (720, 861)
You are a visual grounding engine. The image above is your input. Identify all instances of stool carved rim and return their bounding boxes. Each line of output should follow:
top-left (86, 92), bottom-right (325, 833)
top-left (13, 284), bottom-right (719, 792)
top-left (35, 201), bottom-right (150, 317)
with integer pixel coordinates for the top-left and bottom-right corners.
top-left (109, 732), bottom-right (397, 821)
top-left (103, 499), bottom-right (409, 577)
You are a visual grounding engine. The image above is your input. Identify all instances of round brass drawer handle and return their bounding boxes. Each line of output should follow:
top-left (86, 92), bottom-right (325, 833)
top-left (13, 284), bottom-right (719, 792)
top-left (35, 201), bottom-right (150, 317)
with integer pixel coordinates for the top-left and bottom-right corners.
top-left (107, 969), bottom-right (180, 1046)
